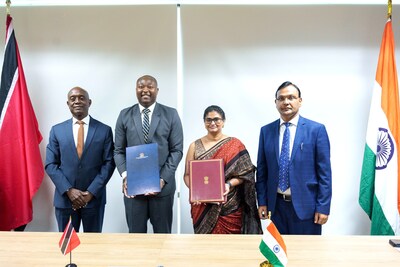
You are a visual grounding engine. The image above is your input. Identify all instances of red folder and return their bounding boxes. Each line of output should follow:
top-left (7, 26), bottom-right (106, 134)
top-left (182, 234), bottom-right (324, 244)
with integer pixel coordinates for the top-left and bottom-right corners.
top-left (189, 159), bottom-right (226, 203)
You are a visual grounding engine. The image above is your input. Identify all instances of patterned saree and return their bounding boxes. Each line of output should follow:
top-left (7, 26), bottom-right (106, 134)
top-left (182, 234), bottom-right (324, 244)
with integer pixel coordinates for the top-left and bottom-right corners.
top-left (191, 137), bottom-right (262, 234)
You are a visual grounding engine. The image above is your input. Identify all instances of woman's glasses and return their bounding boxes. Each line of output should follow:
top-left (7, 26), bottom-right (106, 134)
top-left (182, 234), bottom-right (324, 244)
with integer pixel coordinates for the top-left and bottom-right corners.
top-left (205, 117), bottom-right (223, 125)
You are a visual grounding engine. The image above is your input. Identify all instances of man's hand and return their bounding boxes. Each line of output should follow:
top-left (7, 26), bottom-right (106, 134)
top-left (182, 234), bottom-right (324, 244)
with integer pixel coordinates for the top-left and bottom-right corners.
top-left (314, 212), bottom-right (329, 225)
top-left (67, 188), bottom-right (86, 210)
top-left (82, 191), bottom-right (93, 204)
top-left (258, 205), bottom-right (268, 219)
top-left (145, 179), bottom-right (165, 196)
top-left (123, 178), bottom-right (135, 198)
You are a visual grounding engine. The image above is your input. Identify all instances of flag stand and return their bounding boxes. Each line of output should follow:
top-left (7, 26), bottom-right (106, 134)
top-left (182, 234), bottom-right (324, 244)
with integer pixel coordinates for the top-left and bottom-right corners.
top-left (65, 240), bottom-right (77, 267)
top-left (65, 252), bottom-right (77, 267)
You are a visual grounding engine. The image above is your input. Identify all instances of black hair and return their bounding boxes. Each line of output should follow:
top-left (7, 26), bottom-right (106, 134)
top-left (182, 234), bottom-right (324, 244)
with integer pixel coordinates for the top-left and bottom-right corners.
top-left (137, 75), bottom-right (158, 87)
top-left (203, 105), bottom-right (226, 121)
top-left (275, 81), bottom-right (301, 99)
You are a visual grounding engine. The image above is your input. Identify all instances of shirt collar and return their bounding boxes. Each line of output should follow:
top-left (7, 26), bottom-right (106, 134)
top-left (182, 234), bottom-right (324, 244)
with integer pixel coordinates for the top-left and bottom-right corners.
top-left (139, 102), bottom-right (156, 114)
top-left (280, 114), bottom-right (300, 127)
top-left (72, 115), bottom-right (90, 125)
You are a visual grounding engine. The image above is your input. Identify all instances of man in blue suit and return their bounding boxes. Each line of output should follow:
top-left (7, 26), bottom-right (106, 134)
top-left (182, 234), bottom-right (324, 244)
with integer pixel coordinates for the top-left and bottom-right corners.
top-left (114, 75), bottom-right (183, 233)
top-left (45, 87), bottom-right (115, 232)
top-left (256, 81), bottom-right (332, 235)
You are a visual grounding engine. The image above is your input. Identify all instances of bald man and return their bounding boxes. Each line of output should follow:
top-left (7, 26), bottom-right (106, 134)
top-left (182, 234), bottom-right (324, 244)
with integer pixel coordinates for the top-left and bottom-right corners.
top-left (46, 87), bottom-right (115, 232)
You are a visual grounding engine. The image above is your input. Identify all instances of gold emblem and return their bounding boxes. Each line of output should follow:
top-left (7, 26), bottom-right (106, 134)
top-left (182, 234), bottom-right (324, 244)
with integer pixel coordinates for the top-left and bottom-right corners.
top-left (203, 176), bottom-right (209, 184)
top-left (259, 260), bottom-right (272, 267)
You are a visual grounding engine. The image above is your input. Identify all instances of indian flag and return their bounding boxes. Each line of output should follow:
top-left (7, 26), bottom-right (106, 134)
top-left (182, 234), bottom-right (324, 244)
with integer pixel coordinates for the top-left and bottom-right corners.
top-left (359, 19), bottom-right (400, 235)
top-left (259, 219), bottom-right (287, 267)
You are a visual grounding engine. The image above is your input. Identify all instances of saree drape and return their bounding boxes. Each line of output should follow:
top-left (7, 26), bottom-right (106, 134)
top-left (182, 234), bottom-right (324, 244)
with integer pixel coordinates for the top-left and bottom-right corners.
top-left (191, 137), bottom-right (262, 234)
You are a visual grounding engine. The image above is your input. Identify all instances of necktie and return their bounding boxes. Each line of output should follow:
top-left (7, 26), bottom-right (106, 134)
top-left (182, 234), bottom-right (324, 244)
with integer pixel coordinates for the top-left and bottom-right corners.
top-left (142, 108), bottom-right (150, 144)
top-left (76, 120), bottom-right (84, 158)
top-left (278, 122), bottom-right (290, 192)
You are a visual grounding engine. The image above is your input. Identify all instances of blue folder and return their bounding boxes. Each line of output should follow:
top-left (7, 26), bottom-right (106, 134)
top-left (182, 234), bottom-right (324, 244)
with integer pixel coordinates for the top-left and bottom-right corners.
top-left (126, 143), bottom-right (160, 196)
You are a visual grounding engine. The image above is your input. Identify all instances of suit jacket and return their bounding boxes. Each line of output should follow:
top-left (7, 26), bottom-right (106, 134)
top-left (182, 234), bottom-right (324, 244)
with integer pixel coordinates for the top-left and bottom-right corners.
top-left (45, 117), bottom-right (115, 209)
top-left (256, 116), bottom-right (332, 220)
top-left (114, 103), bottom-right (183, 197)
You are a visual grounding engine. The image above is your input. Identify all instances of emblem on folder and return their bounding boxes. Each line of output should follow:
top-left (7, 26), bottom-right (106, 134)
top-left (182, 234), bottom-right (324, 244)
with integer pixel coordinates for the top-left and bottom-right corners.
top-left (136, 152), bottom-right (148, 159)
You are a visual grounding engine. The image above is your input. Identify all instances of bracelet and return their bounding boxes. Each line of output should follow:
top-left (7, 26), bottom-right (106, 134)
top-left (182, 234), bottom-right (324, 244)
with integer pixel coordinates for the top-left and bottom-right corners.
top-left (227, 181), bottom-right (233, 188)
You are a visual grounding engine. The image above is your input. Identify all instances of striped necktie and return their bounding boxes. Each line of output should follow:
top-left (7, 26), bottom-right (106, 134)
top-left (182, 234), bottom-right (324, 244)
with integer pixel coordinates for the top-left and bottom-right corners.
top-left (278, 122), bottom-right (290, 192)
top-left (142, 108), bottom-right (150, 143)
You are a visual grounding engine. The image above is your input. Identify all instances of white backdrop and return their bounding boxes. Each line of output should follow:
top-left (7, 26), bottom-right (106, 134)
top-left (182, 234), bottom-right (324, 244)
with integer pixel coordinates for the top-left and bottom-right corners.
top-left (1, 4), bottom-right (399, 234)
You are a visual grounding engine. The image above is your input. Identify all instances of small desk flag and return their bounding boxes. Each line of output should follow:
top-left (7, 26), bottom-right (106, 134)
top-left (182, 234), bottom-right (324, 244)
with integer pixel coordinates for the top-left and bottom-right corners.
top-left (259, 219), bottom-right (288, 267)
top-left (59, 218), bottom-right (80, 255)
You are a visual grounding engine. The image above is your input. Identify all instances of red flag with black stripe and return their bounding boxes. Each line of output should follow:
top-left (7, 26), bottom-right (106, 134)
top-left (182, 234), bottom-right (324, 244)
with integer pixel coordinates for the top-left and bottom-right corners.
top-left (0, 15), bottom-right (44, 230)
top-left (59, 217), bottom-right (80, 255)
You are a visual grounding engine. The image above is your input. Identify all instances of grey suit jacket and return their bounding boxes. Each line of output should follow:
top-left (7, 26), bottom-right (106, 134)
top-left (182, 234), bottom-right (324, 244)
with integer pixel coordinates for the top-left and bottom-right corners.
top-left (114, 103), bottom-right (183, 196)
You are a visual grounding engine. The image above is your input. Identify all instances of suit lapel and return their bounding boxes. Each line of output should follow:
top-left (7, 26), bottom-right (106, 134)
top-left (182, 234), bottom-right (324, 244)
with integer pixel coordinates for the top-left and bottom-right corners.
top-left (133, 105), bottom-right (145, 143)
top-left (273, 119), bottom-right (280, 161)
top-left (148, 103), bottom-right (161, 142)
top-left (83, 116), bottom-right (98, 158)
top-left (64, 119), bottom-right (79, 158)
top-left (291, 116), bottom-right (305, 160)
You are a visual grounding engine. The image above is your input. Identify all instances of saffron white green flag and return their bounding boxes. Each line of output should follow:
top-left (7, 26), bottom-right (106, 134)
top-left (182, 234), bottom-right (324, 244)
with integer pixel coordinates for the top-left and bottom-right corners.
top-left (359, 19), bottom-right (400, 235)
top-left (259, 219), bottom-right (287, 267)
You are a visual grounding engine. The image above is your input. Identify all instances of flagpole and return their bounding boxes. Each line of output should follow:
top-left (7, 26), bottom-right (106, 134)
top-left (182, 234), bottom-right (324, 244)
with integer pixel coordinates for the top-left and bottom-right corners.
top-left (388, 0), bottom-right (392, 20)
top-left (66, 242), bottom-right (77, 267)
top-left (6, 0), bottom-right (11, 15)
top-left (65, 251), bottom-right (77, 267)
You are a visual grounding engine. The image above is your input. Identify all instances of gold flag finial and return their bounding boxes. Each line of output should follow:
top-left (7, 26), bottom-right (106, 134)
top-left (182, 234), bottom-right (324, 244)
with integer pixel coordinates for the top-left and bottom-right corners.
top-left (388, 0), bottom-right (392, 20)
top-left (260, 260), bottom-right (273, 267)
top-left (6, 0), bottom-right (11, 15)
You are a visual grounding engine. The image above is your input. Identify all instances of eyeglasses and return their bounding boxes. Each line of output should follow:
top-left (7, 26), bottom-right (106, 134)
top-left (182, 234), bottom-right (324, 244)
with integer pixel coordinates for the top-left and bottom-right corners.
top-left (205, 117), bottom-right (223, 124)
top-left (276, 95), bottom-right (299, 102)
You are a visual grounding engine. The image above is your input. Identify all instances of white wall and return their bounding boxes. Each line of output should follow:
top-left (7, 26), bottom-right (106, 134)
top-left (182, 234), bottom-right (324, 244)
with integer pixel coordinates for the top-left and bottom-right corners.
top-left (2, 5), bottom-right (178, 233)
top-left (179, 5), bottom-right (398, 235)
top-left (1, 4), bottom-right (399, 234)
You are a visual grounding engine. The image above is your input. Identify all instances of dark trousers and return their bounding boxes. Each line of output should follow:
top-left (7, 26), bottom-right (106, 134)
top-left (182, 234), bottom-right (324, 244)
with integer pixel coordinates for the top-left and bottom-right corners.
top-left (55, 205), bottom-right (105, 233)
top-left (272, 196), bottom-right (321, 235)
top-left (124, 194), bottom-right (174, 233)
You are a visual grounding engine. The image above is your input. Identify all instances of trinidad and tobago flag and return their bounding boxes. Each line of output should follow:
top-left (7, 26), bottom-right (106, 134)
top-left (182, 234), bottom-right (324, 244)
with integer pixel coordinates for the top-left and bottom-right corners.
top-left (0, 14), bottom-right (44, 231)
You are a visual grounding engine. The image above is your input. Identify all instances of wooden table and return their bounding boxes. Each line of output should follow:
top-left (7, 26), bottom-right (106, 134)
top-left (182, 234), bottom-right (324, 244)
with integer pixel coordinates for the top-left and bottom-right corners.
top-left (0, 232), bottom-right (399, 266)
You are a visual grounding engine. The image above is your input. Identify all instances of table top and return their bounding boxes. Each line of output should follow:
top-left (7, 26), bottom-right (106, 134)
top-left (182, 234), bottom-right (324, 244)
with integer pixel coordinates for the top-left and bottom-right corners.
top-left (0, 232), bottom-right (399, 267)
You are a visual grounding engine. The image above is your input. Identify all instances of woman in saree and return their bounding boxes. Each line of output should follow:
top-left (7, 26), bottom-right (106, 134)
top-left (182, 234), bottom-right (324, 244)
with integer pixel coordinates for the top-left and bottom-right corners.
top-left (183, 105), bottom-right (262, 234)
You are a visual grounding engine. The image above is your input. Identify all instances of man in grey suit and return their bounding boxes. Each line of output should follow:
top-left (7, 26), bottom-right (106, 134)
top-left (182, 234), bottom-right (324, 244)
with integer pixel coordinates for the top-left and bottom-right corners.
top-left (114, 75), bottom-right (183, 233)
top-left (46, 87), bottom-right (115, 233)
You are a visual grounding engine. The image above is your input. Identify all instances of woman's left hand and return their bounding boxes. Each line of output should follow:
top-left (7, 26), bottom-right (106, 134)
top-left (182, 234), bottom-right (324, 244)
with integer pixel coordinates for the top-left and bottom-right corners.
top-left (224, 182), bottom-right (231, 196)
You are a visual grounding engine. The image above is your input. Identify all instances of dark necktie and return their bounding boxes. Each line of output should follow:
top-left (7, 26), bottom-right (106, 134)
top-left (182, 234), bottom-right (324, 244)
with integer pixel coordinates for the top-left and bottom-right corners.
top-left (278, 122), bottom-right (290, 192)
top-left (76, 120), bottom-right (84, 158)
top-left (142, 108), bottom-right (150, 144)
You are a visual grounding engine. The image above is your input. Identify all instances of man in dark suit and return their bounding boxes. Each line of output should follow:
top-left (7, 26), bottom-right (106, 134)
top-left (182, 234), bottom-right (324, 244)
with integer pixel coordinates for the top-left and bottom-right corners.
top-left (256, 81), bottom-right (332, 235)
top-left (45, 87), bottom-right (115, 232)
top-left (114, 75), bottom-right (183, 233)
